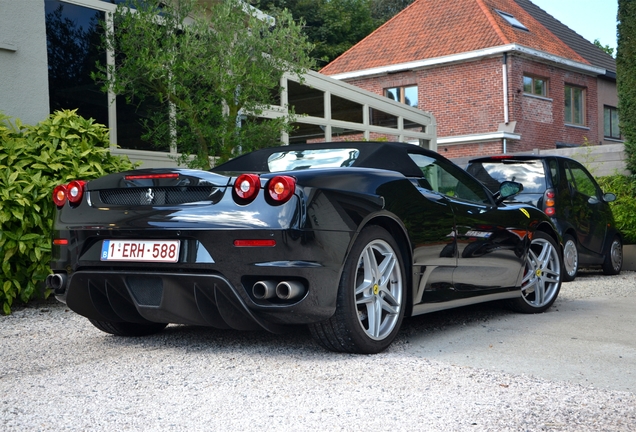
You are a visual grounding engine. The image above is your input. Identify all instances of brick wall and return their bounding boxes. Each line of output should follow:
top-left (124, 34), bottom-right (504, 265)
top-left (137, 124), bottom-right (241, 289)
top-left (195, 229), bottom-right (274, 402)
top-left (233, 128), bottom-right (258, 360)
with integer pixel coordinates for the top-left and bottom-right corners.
top-left (343, 54), bottom-right (600, 158)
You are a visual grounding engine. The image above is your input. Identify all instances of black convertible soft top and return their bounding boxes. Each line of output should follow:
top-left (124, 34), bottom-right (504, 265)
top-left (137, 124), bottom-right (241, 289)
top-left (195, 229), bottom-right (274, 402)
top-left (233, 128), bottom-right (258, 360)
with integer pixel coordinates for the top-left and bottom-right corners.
top-left (212, 141), bottom-right (434, 178)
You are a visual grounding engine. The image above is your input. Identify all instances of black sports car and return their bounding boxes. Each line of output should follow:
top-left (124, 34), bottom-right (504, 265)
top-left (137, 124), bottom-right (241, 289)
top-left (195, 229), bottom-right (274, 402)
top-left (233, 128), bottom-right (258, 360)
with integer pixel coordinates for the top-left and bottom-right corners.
top-left (48, 142), bottom-right (563, 354)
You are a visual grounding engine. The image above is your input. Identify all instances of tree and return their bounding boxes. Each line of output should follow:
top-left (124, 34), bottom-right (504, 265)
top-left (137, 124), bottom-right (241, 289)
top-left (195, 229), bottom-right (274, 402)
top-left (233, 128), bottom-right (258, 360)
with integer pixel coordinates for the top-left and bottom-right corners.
top-left (617, 0), bottom-right (636, 174)
top-left (593, 39), bottom-right (615, 57)
top-left (257, 0), bottom-right (378, 66)
top-left (94, 0), bottom-right (314, 168)
top-left (370, 0), bottom-right (415, 23)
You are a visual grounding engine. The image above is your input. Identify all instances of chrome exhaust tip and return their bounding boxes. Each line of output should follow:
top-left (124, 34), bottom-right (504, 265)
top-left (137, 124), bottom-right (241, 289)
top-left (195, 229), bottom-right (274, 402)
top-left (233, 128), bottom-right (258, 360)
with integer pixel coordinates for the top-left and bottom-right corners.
top-left (252, 280), bottom-right (277, 300)
top-left (46, 273), bottom-right (67, 293)
top-left (275, 281), bottom-right (306, 300)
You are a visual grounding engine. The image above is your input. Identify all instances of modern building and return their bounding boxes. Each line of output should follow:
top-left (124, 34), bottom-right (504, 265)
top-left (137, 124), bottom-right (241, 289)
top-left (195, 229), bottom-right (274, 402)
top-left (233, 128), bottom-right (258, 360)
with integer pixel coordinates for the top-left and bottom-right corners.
top-left (320, 0), bottom-right (620, 159)
top-left (0, 0), bottom-right (436, 167)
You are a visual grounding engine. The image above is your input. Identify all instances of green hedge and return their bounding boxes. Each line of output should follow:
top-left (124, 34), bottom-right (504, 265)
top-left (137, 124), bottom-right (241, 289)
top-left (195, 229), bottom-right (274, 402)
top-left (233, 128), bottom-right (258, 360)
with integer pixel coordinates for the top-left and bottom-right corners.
top-left (597, 174), bottom-right (636, 244)
top-left (0, 110), bottom-right (138, 314)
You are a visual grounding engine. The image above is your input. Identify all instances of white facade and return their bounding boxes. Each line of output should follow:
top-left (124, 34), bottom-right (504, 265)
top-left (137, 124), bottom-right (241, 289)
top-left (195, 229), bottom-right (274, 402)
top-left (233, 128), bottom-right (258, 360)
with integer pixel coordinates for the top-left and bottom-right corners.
top-left (0, 0), bottom-right (50, 125)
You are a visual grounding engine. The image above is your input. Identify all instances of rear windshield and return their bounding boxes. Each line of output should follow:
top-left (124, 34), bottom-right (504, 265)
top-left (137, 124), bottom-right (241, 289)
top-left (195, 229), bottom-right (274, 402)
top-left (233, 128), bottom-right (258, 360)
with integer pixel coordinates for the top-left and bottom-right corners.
top-left (466, 160), bottom-right (547, 194)
top-left (267, 148), bottom-right (359, 172)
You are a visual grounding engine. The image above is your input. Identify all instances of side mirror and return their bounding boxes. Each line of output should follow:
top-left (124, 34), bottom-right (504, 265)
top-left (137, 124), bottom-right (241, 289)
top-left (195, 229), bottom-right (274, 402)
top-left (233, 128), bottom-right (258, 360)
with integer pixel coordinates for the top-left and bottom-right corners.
top-left (493, 181), bottom-right (523, 204)
top-left (603, 192), bottom-right (616, 203)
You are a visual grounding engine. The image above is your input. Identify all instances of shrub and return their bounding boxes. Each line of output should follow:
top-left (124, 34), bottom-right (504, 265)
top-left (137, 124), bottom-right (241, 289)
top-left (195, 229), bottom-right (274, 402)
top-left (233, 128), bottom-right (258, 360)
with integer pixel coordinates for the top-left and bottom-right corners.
top-left (0, 110), bottom-right (137, 314)
top-left (597, 174), bottom-right (636, 244)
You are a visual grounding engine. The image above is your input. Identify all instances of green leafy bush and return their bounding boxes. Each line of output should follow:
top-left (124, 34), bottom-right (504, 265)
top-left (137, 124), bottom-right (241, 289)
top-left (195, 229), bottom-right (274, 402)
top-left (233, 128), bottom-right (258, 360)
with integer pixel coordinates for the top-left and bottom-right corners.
top-left (597, 174), bottom-right (636, 244)
top-left (0, 110), bottom-right (137, 314)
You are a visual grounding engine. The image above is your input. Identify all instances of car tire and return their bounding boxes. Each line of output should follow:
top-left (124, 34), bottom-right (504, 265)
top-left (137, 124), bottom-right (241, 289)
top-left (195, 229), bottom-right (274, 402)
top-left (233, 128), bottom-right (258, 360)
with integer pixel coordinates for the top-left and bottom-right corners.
top-left (562, 234), bottom-right (579, 282)
top-left (89, 319), bottom-right (168, 336)
top-left (309, 226), bottom-right (406, 354)
top-left (510, 231), bottom-right (562, 314)
top-left (602, 235), bottom-right (623, 275)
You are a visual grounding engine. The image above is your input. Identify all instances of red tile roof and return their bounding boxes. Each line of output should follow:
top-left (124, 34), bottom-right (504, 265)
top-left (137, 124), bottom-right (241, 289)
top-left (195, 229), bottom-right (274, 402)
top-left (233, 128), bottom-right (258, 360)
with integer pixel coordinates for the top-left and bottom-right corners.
top-left (320, 0), bottom-right (588, 76)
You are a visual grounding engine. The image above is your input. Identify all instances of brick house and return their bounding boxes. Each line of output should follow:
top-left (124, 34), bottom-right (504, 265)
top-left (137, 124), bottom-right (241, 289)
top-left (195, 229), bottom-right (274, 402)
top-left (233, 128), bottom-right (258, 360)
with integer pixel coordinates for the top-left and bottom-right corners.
top-left (320, 0), bottom-right (619, 159)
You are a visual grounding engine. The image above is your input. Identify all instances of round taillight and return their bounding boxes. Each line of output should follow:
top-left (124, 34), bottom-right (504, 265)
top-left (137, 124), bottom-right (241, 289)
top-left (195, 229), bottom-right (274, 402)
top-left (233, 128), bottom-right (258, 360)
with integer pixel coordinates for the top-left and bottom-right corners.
top-left (234, 174), bottom-right (261, 202)
top-left (53, 185), bottom-right (67, 207)
top-left (546, 191), bottom-right (556, 199)
top-left (267, 176), bottom-right (295, 203)
top-left (545, 207), bottom-right (556, 216)
top-left (545, 198), bottom-right (555, 207)
top-left (67, 180), bottom-right (86, 204)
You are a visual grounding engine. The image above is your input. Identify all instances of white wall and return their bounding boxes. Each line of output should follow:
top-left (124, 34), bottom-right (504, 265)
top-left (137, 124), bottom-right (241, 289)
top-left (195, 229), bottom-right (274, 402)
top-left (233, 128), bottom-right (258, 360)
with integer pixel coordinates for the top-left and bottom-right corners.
top-left (0, 0), bottom-right (50, 125)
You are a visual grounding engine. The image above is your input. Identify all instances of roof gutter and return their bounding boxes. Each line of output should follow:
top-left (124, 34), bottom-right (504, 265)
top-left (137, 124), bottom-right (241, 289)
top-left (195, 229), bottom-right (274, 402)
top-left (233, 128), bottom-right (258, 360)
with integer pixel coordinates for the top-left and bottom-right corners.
top-left (327, 44), bottom-right (606, 80)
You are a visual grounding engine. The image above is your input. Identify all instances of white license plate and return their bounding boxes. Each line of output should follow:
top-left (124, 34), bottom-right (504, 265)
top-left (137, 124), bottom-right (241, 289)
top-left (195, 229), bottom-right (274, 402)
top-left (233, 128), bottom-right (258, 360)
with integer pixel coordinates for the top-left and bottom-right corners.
top-left (101, 240), bottom-right (180, 263)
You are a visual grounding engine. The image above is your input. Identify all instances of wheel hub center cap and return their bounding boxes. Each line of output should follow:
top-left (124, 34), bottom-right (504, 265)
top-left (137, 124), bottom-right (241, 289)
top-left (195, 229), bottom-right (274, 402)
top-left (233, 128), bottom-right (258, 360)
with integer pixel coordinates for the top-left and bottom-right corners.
top-left (373, 284), bottom-right (379, 295)
top-left (536, 269), bottom-right (542, 277)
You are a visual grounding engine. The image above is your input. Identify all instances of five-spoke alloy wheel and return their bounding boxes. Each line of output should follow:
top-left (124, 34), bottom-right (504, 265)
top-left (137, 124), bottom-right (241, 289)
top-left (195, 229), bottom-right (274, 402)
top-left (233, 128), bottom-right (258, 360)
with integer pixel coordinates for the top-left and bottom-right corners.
top-left (512, 231), bottom-right (562, 313)
top-left (309, 226), bottom-right (406, 354)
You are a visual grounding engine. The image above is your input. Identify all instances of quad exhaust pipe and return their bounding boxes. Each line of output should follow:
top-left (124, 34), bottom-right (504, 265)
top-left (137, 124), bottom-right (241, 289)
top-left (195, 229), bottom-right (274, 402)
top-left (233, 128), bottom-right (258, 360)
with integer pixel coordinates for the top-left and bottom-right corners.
top-left (46, 273), bottom-right (67, 294)
top-left (252, 280), bottom-right (306, 301)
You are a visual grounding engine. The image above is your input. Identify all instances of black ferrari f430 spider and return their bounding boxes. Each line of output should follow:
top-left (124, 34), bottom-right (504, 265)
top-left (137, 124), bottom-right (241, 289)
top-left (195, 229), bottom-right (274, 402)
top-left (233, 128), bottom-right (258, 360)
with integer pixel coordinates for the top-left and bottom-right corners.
top-left (48, 142), bottom-right (563, 353)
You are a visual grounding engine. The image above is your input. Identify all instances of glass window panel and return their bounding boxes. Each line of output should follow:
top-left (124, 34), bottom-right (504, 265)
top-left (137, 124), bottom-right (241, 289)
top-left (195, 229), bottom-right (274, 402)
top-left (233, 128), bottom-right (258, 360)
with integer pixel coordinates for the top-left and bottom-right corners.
top-left (604, 107), bottom-right (611, 136)
top-left (573, 88), bottom-right (583, 124)
top-left (611, 109), bottom-right (620, 138)
top-left (523, 76), bottom-right (533, 93)
top-left (568, 163), bottom-right (598, 198)
top-left (267, 148), bottom-right (359, 171)
top-left (288, 80), bottom-right (324, 117)
top-left (288, 123), bottom-right (325, 144)
top-left (370, 108), bottom-right (398, 128)
top-left (45, 1), bottom-right (108, 126)
top-left (403, 86), bottom-right (418, 107)
top-left (564, 86), bottom-right (572, 123)
top-left (534, 79), bottom-right (544, 96)
top-left (385, 88), bottom-right (399, 101)
top-left (331, 94), bottom-right (363, 123)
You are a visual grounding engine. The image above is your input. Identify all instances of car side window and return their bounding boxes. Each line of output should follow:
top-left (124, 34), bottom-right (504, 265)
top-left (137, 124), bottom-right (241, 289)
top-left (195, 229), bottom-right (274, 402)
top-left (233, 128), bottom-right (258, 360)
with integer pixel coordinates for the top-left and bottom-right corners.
top-left (566, 162), bottom-right (599, 198)
top-left (409, 153), bottom-right (491, 204)
top-left (548, 159), bottom-right (559, 187)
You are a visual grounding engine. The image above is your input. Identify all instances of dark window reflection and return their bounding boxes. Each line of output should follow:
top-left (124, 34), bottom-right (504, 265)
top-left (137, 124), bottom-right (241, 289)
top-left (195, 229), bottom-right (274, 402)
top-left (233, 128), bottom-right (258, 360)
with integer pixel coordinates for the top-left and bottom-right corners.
top-left (45, 0), bottom-right (108, 126)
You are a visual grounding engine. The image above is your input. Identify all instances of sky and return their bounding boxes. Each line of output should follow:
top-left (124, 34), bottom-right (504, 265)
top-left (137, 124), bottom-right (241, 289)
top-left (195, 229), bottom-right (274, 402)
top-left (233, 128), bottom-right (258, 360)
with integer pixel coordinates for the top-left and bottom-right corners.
top-left (529, 0), bottom-right (618, 52)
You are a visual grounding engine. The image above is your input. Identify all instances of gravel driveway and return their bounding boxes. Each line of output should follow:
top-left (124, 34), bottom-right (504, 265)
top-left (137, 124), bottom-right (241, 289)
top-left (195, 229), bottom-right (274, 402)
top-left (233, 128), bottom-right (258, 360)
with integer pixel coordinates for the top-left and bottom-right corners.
top-left (2, 271), bottom-right (635, 431)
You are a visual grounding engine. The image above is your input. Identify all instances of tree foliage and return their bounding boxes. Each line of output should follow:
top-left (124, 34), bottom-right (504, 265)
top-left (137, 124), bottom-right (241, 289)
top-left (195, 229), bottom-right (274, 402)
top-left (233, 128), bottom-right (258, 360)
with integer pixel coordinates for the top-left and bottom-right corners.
top-left (593, 39), bottom-right (615, 57)
top-left (94, 0), bottom-right (313, 169)
top-left (0, 110), bottom-right (137, 314)
top-left (256, 0), bottom-right (412, 67)
top-left (618, 0), bottom-right (636, 174)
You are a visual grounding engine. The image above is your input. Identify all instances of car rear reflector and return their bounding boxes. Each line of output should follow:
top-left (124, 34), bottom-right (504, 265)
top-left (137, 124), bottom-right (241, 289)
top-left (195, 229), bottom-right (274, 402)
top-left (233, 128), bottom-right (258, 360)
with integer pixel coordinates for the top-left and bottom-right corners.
top-left (53, 239), bottom-right (68, 246)
top-left (233, 239), bottom-right (276, 247)
top-left (125, 173), bottom-right (179, 180)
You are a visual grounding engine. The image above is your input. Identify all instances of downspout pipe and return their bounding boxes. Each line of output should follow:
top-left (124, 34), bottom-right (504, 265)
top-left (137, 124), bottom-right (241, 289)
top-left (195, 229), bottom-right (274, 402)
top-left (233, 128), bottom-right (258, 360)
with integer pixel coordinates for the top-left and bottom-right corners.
top-left (502, 53), bottom-right (509, 153)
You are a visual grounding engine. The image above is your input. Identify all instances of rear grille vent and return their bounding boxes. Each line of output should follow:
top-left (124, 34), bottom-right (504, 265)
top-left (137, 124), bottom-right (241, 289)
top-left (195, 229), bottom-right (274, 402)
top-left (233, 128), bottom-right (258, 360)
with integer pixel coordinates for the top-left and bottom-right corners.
top-left (99, 186), bottom-right (220, 206)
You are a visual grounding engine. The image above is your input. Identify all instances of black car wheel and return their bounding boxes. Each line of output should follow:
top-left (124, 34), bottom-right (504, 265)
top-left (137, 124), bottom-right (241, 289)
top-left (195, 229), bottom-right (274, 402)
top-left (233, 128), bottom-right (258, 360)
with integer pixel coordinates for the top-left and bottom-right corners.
top-left (602, 235), bottom-right (623, 275)
top-left (309, 226), bottom-right (406, 354)
top-left (89, 319), bottom-right (168, 336)
top-left (562, 234), bottom-right (579, 282)
top-left (511, 231), bottom-right (562, 313)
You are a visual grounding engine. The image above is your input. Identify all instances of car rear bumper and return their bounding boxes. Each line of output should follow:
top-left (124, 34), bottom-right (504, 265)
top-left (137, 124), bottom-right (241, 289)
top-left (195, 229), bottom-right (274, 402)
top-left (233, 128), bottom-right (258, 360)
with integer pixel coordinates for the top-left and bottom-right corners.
top-left (57, 270), bottom-right (339, 333)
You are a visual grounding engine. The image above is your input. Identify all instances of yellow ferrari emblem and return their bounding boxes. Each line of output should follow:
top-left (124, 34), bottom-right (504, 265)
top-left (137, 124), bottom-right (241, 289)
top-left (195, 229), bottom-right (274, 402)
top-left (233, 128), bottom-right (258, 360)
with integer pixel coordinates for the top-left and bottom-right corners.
top-left (520, 208), bottom-right (530, 218)
top-left (373, 284), bottom-right (379, 295)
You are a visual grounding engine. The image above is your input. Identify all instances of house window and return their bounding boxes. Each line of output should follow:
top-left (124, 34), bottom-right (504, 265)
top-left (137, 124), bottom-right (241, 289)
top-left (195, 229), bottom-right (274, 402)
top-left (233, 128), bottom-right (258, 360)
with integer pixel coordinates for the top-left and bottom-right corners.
top-left (564, 85), bottom-right (585, 125)
top-left (496, 10), bottom-right (529, 31)
top-left (604, 106), bottom-right (621, 139)
top-left (385, 85), bottom-right (418, 107)
top-left (523, 75), bottom-right (547, 97)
